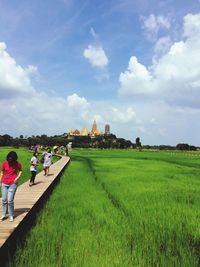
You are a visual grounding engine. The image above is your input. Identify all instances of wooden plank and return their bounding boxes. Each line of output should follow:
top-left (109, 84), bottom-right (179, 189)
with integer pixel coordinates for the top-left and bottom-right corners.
top-left (0, 155), bottom-right (70, 253)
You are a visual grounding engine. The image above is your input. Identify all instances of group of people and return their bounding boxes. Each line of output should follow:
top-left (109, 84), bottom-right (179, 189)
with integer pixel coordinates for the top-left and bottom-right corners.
top-left (30, 148), bottom-right (52, 186)
top-left (0, 148), bottom-right (53, 222)
top-left (53, 143), bottom-right (72, 156)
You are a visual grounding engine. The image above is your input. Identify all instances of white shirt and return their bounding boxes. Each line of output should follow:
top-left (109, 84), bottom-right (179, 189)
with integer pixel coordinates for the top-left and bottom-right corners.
top-left (43, 152), bottom-right (52, 167)
top-left (30, 156), bottom-right (39, 172)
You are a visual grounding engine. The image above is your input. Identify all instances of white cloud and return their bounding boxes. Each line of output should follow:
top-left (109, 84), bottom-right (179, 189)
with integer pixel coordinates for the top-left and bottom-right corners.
top-left (0, 42), bottom-right (36, 99)
top-left (102, 106), bottom-right (136, 123)
top-left (67, 93), bottom-right (89, 109)
top-left (141, 14), bottom-right (171, 39)
top-left (90, 27), bottom-right (98, 39)
top-left (183, 13), bottom-right (200, 38)
top-left (0, 93), bottom-right (68, 135)
top-left (119, 56), bottom-right (155, 96)
top-left (154, 36), bottom-right (172, 55)
top-left (0, 45), bottom-right (134, 137)
top-left (83, 45), bottom-right (109, 68)
top-left (66, 93), bottom-right (91, 122)
top-left (94, 72), bottom-right (109, 82)
top-left (0, 43), bottom-right (91, 135)
top-left (119, 107), bottom-right (136, 122)
top-left (25, 65), bottom-right (38, 76)
top-left (119, 13), bottom-right (200, 107)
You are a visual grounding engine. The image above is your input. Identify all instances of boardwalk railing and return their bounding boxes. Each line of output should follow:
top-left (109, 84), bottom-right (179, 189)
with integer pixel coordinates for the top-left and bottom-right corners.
top-left (0, 155), bottom-right (70, 264)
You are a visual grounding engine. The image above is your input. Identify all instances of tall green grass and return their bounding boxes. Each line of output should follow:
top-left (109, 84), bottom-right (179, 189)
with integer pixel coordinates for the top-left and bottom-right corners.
top-left (82, 149), bottom-right (200, 266)
top-left (8, 149), bottom-right (200, 266)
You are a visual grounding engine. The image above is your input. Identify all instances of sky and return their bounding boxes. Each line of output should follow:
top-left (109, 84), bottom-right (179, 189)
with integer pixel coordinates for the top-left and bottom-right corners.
top-left (0, 0), bottom-right (200, 145)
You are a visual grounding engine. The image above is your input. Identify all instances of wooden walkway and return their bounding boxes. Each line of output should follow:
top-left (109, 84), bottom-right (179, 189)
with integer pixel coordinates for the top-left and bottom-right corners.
top-left (0, 155), bottom-right (70, 263)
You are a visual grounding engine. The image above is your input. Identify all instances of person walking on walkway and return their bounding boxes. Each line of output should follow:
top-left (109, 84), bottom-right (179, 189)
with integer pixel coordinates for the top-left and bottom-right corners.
top-left (0, 151), bottom-right (22, 222)
top-left (29, 151), bottom-right (39, 186)
top-left (43, 148), bottom-right (52, 176)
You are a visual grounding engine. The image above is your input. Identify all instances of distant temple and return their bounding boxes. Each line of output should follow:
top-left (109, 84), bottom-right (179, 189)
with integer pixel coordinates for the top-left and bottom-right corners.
top-left (105, 124), bottom-right (110, 135)
top-left (67, 120), bottom-right (110, 137)
top-left (81, 127), bottom-right (88, 136)
top-left (90, 120), bottom-right (100, 136)
top-left (69, 129), bottom-right (80, 135)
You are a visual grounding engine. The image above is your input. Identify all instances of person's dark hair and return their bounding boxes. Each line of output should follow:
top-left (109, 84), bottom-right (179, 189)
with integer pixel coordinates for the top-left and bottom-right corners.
top-left (7, 151), bottom-right (18, 165)
top-left (47, 148), bottom-right (51, 153)
top-left (33, 151), bottom-right (38, 157)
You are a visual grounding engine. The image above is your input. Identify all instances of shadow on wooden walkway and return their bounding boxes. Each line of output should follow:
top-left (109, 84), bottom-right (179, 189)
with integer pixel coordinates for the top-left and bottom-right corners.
top-left (0, 155), bottom-right (70, 265)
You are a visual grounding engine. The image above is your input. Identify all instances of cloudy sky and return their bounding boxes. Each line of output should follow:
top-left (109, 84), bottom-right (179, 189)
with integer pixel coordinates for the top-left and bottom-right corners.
top-left (0, 0), bottom-right (200, 145)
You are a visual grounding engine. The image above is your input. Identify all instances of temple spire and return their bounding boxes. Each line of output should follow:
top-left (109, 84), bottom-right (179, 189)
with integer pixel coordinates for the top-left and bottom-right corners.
top-left (91, 120), bottom-right (99, 136)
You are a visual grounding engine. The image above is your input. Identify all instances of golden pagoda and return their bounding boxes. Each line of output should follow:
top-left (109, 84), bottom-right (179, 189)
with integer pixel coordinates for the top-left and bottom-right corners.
top-left (90, 120), bottom-right (100, 136)
top-left (81, 127), bottom-right (88, 136)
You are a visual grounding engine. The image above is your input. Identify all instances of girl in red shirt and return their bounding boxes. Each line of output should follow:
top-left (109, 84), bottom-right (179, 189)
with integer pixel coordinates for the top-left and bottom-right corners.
top-left (0, 151), bottom-right (22, 222)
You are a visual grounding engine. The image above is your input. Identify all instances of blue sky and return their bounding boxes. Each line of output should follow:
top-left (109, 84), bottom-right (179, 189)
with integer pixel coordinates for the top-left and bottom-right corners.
top-left (0, 0), bottom-right (200, 145)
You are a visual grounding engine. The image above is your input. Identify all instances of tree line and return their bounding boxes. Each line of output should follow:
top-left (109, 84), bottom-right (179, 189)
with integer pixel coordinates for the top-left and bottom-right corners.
top-left (0, 134), bottom-right (198, 150)
top-left (0, 134), bottom-right (133, 149)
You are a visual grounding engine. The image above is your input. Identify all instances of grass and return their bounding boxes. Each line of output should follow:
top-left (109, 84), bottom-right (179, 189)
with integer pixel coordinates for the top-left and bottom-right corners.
top-left (6, 149), bottom-right (200, 266)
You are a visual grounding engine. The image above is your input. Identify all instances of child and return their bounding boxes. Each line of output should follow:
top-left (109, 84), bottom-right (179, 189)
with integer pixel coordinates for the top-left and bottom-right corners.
top-left (29, 151), bottom-right (39, 186)
top-left (43, 148), bottom-right (52, 176)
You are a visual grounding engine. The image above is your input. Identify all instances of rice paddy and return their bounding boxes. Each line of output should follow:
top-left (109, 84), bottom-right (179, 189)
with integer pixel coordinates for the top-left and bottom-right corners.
top-left (3, 148), bottom-right (200, 266)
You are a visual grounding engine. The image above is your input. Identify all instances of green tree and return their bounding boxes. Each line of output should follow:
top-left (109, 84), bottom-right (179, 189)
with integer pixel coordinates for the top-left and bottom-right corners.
top-left (136, 137), bottom-right (141, 148)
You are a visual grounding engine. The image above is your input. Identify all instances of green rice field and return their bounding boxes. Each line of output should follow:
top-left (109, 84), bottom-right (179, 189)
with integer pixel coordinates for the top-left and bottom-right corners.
top-left (3, 148), bottom-right (200, 266)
